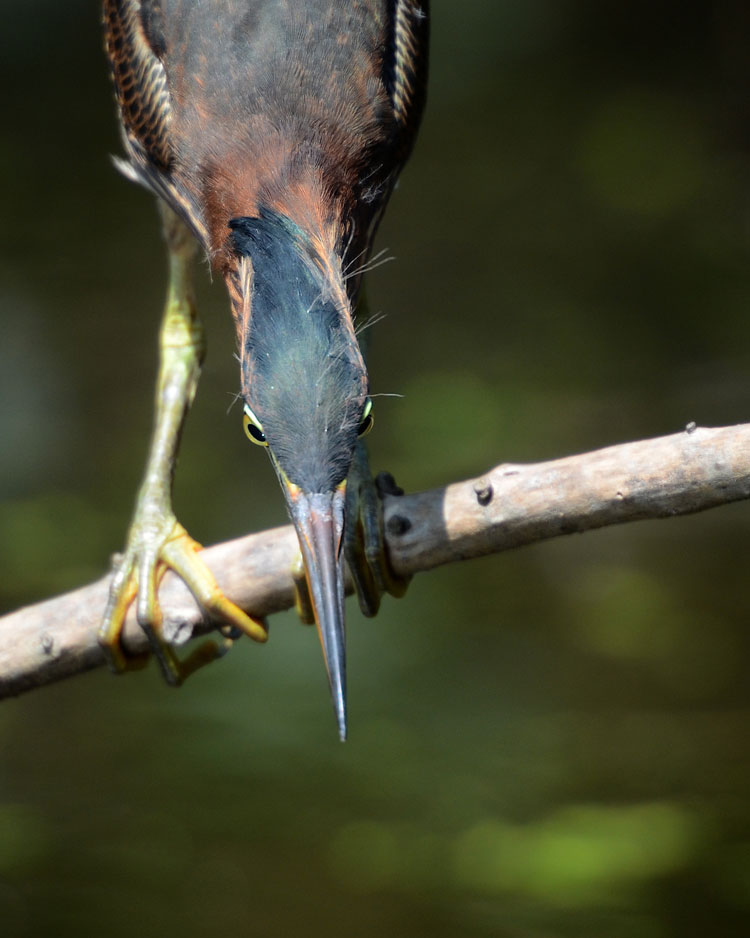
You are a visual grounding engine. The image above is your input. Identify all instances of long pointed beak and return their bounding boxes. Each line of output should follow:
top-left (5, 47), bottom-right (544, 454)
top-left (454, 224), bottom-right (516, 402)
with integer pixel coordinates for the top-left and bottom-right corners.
top-left (285, 484), bottom-right (348, 741)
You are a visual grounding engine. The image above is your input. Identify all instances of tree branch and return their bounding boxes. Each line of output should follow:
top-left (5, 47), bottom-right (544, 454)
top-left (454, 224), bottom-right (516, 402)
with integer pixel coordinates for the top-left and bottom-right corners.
top-left (2, 423), bottom-right (749, 700)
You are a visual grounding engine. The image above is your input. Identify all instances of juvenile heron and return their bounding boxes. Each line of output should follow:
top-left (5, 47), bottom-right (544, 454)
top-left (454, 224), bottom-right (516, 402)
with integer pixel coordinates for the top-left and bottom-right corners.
top-left (100, 1), bottom-right (429, 738)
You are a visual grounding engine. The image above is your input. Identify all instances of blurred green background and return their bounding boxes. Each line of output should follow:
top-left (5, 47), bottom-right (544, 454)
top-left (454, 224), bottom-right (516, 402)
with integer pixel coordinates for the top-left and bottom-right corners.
top-left (2, 1), bottom-right (750, 935)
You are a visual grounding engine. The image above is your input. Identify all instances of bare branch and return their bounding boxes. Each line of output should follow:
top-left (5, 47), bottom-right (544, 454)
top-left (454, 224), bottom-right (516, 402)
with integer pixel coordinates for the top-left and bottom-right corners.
top-left (2, 423), bottom-right (749, 700)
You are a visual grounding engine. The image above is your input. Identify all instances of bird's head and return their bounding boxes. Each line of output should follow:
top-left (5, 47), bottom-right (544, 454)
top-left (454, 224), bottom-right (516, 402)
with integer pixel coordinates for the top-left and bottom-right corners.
top-left (228, 208), bottom-right (373, 740)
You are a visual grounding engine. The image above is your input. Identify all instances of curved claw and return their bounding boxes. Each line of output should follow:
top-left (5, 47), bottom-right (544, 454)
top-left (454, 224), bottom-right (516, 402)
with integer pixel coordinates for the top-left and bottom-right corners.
top-left (162, 525), bottom-right (267, 642)
top-left (99, 521), bottom-right (268, 685)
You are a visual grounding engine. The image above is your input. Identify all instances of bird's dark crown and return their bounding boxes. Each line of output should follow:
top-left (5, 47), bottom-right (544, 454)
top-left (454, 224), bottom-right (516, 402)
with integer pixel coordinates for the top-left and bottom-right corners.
top-left (230, 208), bottom-right (368, 493)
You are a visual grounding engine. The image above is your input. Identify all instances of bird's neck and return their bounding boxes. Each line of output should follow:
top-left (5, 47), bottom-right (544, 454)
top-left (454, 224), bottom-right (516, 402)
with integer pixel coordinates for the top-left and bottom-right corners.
top-left (226, 204), bottom-right (349, 331)
top-left (226, 207), bottom-right (362, 398)
top-left (207, 156), bottom-right (345, 266)
top-left (226, 207), bottom-right (367, 491)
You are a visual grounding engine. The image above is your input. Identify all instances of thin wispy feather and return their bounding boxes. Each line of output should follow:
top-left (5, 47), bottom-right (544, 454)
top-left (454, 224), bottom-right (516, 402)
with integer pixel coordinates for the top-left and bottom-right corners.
top-left (343, 248), bottom-right (395, 281)
top-left (354, 311), bottom-right (388, 336)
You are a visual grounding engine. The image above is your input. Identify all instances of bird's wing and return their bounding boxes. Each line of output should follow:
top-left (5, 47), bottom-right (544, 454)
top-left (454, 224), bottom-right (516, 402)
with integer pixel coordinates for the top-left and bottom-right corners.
top-left (103, 0), bottom-right (172, 171)
top-left (344, 0), bottom-right (429, 279)
top-left (385, 0), bottom-right (430, 161)
top-left (104, 0), bottom-right (212, 241)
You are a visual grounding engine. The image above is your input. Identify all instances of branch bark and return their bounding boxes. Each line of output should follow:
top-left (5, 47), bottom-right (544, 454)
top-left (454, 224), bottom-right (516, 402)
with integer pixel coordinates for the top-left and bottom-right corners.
top-left (2, 423), bottom-right (749, 700)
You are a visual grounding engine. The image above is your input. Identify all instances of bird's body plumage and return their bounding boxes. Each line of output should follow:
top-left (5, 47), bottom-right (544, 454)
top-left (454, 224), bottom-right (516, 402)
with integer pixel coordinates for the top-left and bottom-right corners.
top-left (104, 0), bottom-right (427, 272)
top-left (102, 0), bottom-right (428, 737)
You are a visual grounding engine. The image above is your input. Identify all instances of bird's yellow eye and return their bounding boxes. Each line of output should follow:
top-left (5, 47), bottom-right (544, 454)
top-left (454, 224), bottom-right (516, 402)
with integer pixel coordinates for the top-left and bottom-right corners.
top-left (243, 405), bottom-right (267, 446)
top-left (357, 398), bottom-right (374, 438)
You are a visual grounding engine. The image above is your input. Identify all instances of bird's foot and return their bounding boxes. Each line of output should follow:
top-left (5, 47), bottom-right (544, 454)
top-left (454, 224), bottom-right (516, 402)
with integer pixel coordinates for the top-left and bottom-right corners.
top-left (100, 516), bottom-right (268, 685)
top-left (344, 464), bottom-right (410, 617)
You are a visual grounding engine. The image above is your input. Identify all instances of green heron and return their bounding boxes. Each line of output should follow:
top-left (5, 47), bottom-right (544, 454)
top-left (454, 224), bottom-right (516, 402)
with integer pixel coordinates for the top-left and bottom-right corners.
top-left (100, 1), bottom-right (429, 738)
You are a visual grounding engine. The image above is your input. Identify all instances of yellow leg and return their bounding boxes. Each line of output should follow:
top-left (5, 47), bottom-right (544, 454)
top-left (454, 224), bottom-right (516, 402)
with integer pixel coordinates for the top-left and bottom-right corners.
top-left (99, 206), bottom-right (267, 685)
